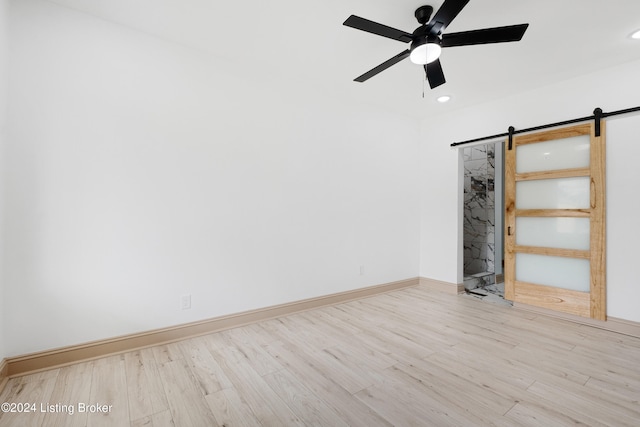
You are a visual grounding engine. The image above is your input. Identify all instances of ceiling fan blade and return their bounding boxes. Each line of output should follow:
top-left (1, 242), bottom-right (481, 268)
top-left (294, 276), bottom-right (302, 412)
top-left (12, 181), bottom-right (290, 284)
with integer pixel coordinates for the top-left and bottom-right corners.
top-left (343, 15), bottom-right (413, 43)
top-left (442, 24), bottom-right (529, 47)
top-left (425, 59), bottom-right (446, 89)
top-left (429, 0), bottom-right (470, 34)
top-left (354, 50), bottom-right (411, 82)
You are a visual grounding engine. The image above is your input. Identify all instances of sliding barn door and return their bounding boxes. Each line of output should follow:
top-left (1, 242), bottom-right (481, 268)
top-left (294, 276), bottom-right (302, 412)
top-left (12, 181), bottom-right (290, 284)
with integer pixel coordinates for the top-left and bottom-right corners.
top-left (504, 123), bottom-right (606, 320)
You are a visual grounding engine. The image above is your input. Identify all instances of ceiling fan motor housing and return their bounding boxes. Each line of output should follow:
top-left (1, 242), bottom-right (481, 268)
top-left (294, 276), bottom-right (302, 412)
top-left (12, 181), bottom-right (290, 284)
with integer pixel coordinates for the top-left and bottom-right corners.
top-left (415, 5), bottom-right (434, 25)
top-left (410, 33), bottom-right (440, 52)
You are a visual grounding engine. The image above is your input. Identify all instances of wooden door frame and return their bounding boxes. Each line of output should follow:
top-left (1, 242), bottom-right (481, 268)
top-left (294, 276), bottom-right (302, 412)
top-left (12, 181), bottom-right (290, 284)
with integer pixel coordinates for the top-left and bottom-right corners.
top-left (504, 122), bottom-right (606, 320)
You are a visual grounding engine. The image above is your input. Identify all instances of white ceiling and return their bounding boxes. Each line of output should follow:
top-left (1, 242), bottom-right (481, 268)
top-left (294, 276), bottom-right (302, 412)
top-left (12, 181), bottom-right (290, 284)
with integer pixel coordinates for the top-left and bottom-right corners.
top-left (46, 0), bottom-right (640, 118)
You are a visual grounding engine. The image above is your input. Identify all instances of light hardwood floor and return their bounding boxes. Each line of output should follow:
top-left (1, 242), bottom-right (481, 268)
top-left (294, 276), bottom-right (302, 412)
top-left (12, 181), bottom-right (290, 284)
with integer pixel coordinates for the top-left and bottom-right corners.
top-left (1, 285), bottom-right (639, 426)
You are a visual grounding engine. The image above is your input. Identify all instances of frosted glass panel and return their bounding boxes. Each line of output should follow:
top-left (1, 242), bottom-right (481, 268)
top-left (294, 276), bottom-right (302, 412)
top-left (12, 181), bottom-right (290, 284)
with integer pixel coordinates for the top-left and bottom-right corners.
top-left (516, 217), bottom-right (590, 250)
top-left (516, 177), bottom-right (590, 209)
top-left (516, 253), bottom-right (590, 292)
top-left (517, 135), bottom-right (590, 173)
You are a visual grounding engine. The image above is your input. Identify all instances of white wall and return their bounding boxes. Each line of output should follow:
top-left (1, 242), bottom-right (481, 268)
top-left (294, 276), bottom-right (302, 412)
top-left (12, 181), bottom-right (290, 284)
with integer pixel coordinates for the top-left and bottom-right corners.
top-left (3, 0), bottom-right (421, 356)
top-left (0, 0), bottom-right (8, 360)
top-left (420, 58), bottom-right (640, 322)
top-left (606, 114), bottom-right (640, 322)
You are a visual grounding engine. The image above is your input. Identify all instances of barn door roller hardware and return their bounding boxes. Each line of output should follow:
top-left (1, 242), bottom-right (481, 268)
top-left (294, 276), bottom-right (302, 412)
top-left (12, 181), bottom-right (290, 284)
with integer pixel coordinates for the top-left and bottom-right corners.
top-left (451, 105), bottom-right (640, 148)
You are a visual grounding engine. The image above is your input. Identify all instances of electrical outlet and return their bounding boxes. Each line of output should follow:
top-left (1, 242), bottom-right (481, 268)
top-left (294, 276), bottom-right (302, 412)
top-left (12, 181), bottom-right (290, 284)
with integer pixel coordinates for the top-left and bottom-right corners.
top-left (180, 294), bottom-right (191, 310)
top-left (359, 265), bottom-right (365, 276)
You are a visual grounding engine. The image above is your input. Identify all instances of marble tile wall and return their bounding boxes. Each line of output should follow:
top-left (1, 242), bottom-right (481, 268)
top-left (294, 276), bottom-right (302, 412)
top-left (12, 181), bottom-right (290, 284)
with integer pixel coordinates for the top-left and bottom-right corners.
top-left (463, 144), bottom-right (495, 276)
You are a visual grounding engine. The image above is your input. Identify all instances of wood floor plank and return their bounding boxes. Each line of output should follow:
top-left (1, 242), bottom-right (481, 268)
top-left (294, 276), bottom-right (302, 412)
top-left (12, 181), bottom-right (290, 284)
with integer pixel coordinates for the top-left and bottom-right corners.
top-left (483, 316), bottom-right (578, 352)
top-left (262, 338), bottom-right (393, 427)
top-left (43, 362), bottom-right (93, 427)
top-left (525, 379), bottom-right (640, 427)
top-left (509, 344), bottom-right (592, 385)
top-left (312, 346), bottom-right (381, 394)
top-left (205, 387), bottom-right (261, 427)
top-left (177, 338), bottom-right (233, 395)
top-left (205, 337), bottom-right (305, 426)
top-left (0, 382), bottom-right (18, 425)
top-left (262, 368), bottom-right (350, 427)
top-left (429, 344), bottom-right (537, 390)
top-left (355, 371), bottom-right (498, 427)
top-left (386, 320), bottom-right (459, 350)
top-left (0, 378), bottom-right (57, 427)
top-left (218, 329), bottom-right (283, 377)
top-left (138, 348), bottom-right (171, 414)
top-left (356, 325), bottom-right (436, 360)
top-left (131, 409), bottom-right (175, 427)
top-left (391, 361), bottom-right (517, 415)
top-left (125, 351), bottom-right (156, 421)
top-left (260, 318), bottom-right (395, 396)
top-left (12, 368), bottom-right (60, 385)
top-left (585, 375), bottom-right (640, 403)
top-left (571, 339), bottom-right (640, 372)
top-left (149, 409), bottom-right (176, 427)
top-left (425, 351), bottom-right (533, 399)
top-left (223, 324), bottom-right (273, 348)
top-left (505, 400), bottom-right (606, 427)
top-left (156, 358), bottom-right (217, 427)
top-left (300, 308), bottom-right (363, 336)
top-left (87, 356), bottom-right (130, 427)
top-left (151, 343), bottom-right (184, 366)
top-left (130, 416), bottom-right (152, 427)
top-left (355, 383), bottom-right (445, 426)
top-left (283, 313), bottom-right (346, 349)
top-left (528, 371), bottom-right (640, 420)
top-left (258, 318), bottom-right (323, 355)
top-left (451, 337), bottom-right (590, 387)
top-left (323, 342), bottom-right (396, 372)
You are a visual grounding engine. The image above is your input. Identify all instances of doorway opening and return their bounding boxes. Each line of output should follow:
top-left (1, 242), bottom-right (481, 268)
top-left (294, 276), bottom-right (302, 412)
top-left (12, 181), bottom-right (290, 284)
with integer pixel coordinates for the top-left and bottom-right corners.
top-left (462, 142), bottom-right (508, 304)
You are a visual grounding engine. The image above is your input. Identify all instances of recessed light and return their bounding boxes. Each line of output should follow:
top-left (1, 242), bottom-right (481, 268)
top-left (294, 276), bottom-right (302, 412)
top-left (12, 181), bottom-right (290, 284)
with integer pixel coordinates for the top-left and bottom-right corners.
top-left (631, 29), bottom-right (640, 39)
top-left (437, 95), bottom-right (451, 103)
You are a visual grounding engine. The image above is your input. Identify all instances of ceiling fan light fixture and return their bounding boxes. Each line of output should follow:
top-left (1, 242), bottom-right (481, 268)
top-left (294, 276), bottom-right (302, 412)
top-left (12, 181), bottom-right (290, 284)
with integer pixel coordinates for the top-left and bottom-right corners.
top-left (410, 36), bottom-right (441, 65)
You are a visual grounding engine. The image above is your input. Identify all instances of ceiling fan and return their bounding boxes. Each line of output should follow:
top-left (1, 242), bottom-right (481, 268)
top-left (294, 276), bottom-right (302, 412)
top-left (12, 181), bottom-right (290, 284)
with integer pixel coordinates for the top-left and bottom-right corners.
top-left (343, 0), bottom-right (529, 89)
